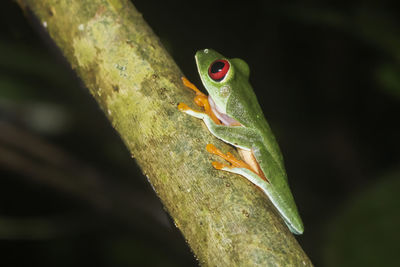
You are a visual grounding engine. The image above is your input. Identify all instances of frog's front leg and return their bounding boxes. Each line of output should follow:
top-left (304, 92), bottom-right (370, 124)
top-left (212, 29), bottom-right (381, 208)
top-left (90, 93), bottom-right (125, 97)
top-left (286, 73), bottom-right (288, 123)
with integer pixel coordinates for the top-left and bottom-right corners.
top-left (178, 102), bottom-right (208, 120)
top-left (180, 104), bottom-right (259, 150)
top-left (178, 77), bottom-right (221, 124)
top-left (202, 115), bottom-right (259, 149)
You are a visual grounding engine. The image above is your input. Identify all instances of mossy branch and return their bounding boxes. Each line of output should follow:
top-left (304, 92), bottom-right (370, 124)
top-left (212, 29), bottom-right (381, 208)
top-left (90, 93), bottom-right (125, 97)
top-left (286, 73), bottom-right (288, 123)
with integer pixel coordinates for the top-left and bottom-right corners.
top-left (17, 0), bottom-right (312, 265)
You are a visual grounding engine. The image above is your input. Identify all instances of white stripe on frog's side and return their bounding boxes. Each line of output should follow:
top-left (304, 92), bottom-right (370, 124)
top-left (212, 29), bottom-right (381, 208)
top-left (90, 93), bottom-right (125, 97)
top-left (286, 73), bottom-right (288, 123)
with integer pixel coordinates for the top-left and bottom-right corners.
top-left (180, 103), bottom-right (251, 152)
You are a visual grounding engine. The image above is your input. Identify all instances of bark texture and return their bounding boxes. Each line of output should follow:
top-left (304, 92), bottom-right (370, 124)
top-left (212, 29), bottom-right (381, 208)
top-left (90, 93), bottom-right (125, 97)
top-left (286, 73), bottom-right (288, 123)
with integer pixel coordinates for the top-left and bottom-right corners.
top-left (17, 0), bottom-right (312, 266)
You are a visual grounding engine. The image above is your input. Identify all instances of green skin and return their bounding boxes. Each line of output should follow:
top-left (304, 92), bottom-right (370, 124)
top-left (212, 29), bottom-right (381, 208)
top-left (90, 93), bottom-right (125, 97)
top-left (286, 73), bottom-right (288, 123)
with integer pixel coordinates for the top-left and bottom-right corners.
top-left (183, 49), bottom-right (304, 235)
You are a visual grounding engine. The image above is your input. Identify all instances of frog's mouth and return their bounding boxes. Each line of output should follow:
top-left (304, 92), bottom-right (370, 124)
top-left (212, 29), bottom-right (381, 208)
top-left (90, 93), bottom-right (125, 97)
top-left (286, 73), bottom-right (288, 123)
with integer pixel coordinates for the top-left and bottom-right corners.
top-left (208, 96), bottom-right (240, 126)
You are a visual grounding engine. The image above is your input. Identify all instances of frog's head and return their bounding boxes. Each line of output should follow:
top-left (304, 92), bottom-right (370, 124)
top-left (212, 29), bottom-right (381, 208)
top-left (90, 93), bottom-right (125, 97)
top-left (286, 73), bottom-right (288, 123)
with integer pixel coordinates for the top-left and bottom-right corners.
top-left (195, 49), bottom-right (249, 115)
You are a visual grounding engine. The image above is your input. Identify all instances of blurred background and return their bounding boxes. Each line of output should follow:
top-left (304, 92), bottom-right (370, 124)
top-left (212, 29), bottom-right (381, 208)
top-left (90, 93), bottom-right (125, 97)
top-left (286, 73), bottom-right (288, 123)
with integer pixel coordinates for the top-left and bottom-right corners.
top-left (1, 0), bottom-right (399, 266)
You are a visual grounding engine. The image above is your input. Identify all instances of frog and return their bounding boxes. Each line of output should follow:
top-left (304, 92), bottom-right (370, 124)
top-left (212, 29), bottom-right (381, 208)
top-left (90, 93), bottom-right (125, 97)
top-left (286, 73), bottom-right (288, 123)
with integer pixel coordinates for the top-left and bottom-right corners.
top-left (178, 49), bottom-right (304, 235)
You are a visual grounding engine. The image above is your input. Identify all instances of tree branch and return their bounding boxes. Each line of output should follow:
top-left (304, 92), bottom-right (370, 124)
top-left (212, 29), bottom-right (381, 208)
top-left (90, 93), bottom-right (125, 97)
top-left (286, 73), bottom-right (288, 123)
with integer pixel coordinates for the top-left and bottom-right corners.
top-left (17, 0), bottom-right (312, 265)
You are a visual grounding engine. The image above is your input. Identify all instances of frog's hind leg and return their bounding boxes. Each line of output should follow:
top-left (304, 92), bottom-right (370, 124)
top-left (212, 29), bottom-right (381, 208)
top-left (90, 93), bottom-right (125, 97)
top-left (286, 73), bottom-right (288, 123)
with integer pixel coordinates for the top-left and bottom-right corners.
top-left (206, 144), bottom-right (253, 170)
top-left (206, 144), bottom-right (270, 193)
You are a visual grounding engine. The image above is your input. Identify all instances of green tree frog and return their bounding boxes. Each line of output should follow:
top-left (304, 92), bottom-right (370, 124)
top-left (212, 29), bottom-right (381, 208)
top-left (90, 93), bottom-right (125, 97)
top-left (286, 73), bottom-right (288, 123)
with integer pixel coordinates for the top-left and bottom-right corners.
top-left (178, 49), bottom-right (304, 235)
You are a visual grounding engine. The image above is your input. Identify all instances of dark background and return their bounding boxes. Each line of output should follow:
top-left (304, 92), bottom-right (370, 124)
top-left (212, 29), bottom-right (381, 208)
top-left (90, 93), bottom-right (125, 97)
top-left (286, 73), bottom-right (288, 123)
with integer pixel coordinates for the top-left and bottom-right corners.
top-left (1, 0), bottom-right (399, 266)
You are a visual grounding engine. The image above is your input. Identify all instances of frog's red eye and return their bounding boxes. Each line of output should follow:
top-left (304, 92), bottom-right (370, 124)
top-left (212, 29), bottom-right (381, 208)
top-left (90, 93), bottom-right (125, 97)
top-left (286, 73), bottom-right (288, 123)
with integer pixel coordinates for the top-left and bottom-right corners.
top-left (208, 59), bottom-right (230, 81)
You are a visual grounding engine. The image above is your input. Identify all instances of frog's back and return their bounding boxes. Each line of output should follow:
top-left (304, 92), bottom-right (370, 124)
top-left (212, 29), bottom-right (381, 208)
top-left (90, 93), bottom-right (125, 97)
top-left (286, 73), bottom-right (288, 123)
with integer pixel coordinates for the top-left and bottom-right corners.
top-left (227, 80), bottom-right (284, 168)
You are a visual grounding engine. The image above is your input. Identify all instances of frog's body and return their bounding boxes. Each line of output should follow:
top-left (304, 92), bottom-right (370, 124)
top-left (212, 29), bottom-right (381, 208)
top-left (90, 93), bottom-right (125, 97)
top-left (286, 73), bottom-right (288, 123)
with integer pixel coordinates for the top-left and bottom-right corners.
top-left (179, 49), bottom-right (304, 235)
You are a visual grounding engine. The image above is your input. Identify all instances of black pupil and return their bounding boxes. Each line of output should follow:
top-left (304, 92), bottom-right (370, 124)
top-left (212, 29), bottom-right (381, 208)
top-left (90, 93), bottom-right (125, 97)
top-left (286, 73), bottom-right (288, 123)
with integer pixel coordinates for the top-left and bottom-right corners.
top-left (210, 61), bottom-right (225, 74)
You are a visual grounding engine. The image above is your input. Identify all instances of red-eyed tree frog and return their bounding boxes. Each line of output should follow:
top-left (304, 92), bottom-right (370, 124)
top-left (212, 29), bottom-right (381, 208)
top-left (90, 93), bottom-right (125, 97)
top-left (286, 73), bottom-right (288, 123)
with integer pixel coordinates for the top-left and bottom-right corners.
top-left (178, 49), bottom-right (304, 235)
